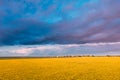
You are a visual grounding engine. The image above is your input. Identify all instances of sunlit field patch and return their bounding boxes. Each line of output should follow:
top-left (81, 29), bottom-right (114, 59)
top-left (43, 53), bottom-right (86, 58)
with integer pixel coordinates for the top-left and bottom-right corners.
top-left (0, 57), bottom-right (120, 80)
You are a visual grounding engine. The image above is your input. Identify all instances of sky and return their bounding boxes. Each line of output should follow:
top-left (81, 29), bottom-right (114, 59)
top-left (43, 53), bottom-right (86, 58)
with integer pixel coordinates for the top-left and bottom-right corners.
top-left (0, 0), bottom-right (120, 56)
top-left (0, 42), bottom-right (120, 57)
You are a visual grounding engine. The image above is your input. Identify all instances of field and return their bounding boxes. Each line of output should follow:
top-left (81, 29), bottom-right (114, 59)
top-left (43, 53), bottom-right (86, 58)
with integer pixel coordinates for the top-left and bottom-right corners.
top-left (0, 57), bottom-right (120, 80)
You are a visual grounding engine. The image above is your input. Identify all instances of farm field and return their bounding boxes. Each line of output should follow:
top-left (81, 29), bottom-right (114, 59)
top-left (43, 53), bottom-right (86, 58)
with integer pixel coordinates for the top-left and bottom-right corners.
top-left (0, 57), bottom-right (120, 80)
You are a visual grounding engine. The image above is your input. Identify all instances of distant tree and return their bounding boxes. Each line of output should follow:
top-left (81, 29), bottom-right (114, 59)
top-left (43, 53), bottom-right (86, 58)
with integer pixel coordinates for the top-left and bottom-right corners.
top-left (106, 55), bottom-right (111, 57)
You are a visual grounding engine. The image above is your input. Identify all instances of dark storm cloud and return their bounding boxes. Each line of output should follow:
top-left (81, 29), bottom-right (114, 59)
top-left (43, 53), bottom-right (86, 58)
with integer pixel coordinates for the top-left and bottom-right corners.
top-left (0, 0), bottom-right (120, 45)
top-left (0, 19), bottom-right (52, 45)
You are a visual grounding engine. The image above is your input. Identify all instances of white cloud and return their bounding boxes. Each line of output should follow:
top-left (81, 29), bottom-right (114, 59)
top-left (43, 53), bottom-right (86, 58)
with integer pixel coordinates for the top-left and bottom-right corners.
top-left (0, 42), bottom-right (120, 57)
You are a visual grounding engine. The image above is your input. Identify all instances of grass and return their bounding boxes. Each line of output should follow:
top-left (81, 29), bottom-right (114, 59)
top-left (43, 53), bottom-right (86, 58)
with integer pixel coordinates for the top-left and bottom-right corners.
top-left (0, 57), bottom-right (120, 80)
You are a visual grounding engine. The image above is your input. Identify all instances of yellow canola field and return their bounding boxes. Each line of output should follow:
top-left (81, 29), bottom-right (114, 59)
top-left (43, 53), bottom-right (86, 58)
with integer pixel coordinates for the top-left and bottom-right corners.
top-left (0, 57), bottom-right (120, 80)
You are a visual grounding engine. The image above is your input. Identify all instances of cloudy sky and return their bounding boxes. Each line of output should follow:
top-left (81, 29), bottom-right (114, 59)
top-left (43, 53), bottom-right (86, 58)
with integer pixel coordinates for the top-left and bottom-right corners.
top-left (0, 0), bottom-right (120, 56)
